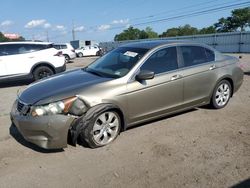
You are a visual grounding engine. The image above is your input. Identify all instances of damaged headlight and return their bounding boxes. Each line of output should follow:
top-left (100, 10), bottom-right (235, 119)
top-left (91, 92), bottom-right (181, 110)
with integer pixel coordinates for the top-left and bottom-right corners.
top-left (31, 96), bottom-right (87, 117)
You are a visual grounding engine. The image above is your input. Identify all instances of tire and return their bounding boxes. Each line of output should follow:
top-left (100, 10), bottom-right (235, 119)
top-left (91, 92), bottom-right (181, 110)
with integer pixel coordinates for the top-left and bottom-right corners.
top-left (80, 110), bottom-right (121, 148)
top-left (210, 80), bottom-right (232, 109)
top-left (33, 66), bottom-right (54, 80)
top-left (78, 53), bottom-right (83, 58)
top-left (64, 54), bottom-right (70, 63)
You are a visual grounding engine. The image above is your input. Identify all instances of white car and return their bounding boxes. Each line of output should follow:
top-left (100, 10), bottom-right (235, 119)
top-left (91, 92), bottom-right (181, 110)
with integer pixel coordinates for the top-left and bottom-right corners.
top-left (75, 46), bottom-right (100, 57)
top-left (0, 42), bottom-right (66, 82)
top-left (53, 43), bottom-right (76, 63)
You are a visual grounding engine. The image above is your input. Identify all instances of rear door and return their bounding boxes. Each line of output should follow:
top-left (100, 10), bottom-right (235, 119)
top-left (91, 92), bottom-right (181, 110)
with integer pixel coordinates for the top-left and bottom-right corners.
top-left (127, 47), bottom-right (183, 124)
top-left (178, 45), bottom-right (217, 107)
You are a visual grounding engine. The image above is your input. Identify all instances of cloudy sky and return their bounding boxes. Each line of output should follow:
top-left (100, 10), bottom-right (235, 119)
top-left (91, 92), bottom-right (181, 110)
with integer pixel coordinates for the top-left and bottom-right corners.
top-left (0, 0), bottom-right (249, 43)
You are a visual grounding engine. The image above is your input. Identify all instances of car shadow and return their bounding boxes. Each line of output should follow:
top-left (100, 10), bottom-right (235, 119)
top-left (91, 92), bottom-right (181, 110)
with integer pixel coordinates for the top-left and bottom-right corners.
top-left (244, 71), bottom-right (250, 76)
top-left (0, 80), bottom-right (32, 88)
top-left (9, 123), bottom-right (64, 153)
top-left (230, 178), bottom-right (250, 188)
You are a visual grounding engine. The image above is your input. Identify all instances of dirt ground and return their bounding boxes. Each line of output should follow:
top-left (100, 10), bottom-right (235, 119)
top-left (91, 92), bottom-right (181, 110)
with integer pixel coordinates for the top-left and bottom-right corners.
top-left (0, 55), bottom-right (249, 188)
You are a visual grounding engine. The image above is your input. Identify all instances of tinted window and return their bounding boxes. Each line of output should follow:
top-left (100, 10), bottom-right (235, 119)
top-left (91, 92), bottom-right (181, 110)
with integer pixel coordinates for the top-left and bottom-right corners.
top-left (61, 45), bottom-right (67, 49)
top-left (181, 46), bottom-right (215, 67)
top-left (204, 48), bottom-right (215, 62)
top-left (140, 47), bottom-right (178, 74)
top-left (53, 45), bottom-right (60, 49)
top-left (0, 44), bottom-right (19, 55)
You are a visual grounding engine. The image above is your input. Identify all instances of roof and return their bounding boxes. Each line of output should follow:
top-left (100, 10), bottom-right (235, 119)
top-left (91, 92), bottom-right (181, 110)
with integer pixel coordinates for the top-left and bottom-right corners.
top-left (121, 40), bottom-right (201, 49)
top-left (0, 41), bottom-right (52, 45)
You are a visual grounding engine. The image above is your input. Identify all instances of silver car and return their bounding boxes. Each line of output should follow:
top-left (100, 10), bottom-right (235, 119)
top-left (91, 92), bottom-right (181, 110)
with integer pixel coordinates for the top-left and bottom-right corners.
top-left (10, 40), bottom-right (244, 149)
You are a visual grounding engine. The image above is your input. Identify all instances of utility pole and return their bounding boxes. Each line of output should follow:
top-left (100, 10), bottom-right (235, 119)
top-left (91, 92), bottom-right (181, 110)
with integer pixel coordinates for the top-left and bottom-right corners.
top-left (72, 20), bottom-right (75, 41)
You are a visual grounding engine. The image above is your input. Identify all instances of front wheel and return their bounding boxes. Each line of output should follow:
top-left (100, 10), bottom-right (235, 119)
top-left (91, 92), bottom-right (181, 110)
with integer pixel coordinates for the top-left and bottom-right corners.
top-left (211, 80), bottom-right (232, 109)
top-left (80, 111), bottom-right (121, 148)
top-left (33, 66), bottom-right (54, 80)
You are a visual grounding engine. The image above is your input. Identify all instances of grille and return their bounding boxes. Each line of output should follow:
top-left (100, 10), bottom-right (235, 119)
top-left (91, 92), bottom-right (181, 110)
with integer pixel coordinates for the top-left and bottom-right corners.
top-left (17, 101), bottom-right (25, 112)
top-left (17, 100), bottom-right (30, 115)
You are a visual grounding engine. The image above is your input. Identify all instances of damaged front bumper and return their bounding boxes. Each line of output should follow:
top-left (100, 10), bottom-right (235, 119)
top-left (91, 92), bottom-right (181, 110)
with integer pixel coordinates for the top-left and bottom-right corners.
top-left (10, 100), bottom-right (75, 149)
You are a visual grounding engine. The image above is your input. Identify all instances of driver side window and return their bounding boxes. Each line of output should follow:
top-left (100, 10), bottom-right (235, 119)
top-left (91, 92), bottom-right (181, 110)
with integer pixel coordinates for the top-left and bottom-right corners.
top-left (140, 47), bottom-right (178, 74)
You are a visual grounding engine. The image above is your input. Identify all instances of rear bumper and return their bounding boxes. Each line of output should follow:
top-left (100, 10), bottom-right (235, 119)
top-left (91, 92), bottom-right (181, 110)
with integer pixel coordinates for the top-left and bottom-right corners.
top-left (55, 63), bottom-right (66, 73)
top-left (10, 100), bottom-right (75, 149)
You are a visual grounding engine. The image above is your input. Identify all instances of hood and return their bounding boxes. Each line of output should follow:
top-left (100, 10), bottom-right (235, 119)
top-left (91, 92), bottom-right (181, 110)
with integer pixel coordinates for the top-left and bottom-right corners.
top-left (19, 69), bottom-right (111, 105)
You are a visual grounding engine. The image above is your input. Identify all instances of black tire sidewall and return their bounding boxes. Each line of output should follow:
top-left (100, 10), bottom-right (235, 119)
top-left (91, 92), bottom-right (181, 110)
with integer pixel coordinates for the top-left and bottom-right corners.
top-left (212, 80), bottom-right (232, 109)
top-left (33, 66), bottom-right (54, 80)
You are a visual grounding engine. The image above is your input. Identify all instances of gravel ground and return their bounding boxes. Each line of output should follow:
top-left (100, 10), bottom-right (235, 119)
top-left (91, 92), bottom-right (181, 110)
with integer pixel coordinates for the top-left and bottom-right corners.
top-left (0, 54), bottom-right (249, 188)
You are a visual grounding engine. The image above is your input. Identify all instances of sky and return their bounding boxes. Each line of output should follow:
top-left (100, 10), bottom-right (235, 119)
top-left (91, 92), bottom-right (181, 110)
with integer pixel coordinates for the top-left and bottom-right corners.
top-left (0, 0), bottom-right (249, 43)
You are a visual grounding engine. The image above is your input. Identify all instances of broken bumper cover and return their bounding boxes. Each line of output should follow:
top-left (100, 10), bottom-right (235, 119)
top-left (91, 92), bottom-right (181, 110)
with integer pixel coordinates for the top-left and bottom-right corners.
top-left (10, 101), bottom-right (75, 149)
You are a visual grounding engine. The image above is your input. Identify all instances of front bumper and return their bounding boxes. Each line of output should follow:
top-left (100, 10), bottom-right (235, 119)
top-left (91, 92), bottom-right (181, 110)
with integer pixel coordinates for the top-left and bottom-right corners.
top-left (10, 100), bottom-right (75, 149)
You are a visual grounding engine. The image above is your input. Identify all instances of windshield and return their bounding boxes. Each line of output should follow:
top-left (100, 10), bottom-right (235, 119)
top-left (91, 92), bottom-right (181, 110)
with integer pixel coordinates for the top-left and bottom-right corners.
top-left (85, 47), bottom-right (148, 78)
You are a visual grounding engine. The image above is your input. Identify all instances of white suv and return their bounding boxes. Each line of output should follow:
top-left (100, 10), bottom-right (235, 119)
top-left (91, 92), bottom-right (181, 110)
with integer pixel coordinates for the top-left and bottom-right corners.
top-left (0, 42), bottom-right (66, 82)
top-left (53, 43), bottom-right (76, 63)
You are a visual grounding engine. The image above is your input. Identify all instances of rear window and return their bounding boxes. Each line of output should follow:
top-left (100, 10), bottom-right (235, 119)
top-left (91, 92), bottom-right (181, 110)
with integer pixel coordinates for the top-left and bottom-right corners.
top-left (180, 46), bottom-right (215, 67)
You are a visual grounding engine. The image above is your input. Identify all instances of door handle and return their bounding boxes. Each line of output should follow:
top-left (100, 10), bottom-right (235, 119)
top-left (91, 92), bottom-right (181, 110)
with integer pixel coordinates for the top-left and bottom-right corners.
top-left (171, 74), bottom-right (182, 81)
top-left (28, 56), bottom-right (34, 59)
top-left (209, 64), bottom-right (216, 70)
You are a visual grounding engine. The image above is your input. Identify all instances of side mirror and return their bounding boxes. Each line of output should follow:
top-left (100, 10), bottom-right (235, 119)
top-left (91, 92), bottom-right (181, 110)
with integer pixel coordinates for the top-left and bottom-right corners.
top-left (135, 70), bottom-right (155, 81)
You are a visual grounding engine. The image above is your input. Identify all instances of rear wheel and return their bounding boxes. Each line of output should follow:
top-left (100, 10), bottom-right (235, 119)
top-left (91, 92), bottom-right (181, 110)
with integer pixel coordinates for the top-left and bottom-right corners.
top-left (211, 80), bottom-right (232, 109)
top-left (64, 54), bottom-right (70, 63)
top-left (80, 111), bottom-right (121, 148)
top-left (78, 52), bottom-right (83, 57)
top-left (33, 66), bottom-right (54, 80)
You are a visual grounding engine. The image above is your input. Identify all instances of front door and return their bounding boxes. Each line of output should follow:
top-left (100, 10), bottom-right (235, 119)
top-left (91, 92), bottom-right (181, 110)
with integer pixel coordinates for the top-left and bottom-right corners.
top-left (126, 47), bottom-right (183, 125)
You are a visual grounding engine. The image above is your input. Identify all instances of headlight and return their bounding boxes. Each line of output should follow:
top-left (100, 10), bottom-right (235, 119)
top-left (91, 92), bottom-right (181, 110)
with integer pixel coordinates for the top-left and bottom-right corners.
top-left (31, 97), bottom-right (87, 117)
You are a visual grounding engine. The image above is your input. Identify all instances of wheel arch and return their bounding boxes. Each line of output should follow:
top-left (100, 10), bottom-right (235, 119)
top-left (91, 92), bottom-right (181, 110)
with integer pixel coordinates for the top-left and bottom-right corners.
top-left (69, 103), bottom-right (127, 146)
top-left (215, 76), bottom-right (234, 97)
top-left (31, 62), bottom-right (56, 75)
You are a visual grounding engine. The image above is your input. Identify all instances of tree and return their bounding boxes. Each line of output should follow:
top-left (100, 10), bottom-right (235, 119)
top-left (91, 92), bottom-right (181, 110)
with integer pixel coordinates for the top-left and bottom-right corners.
top-left (114, 26), bottom-right (158, 41)
top-left (214, 7), bottom-right (250, 32)
top-left (159, 24), bottom-right (198, 37)
top-left (0, 32), bottom-right (9, 42)
top-left (114, 27), bottom-right (141, 41)
top-left (144, 27), bottom-right (158, 38)
top-left (231, 7), bottom-right (250, 31)
top-left (199, 26), bottom-right (216, 34)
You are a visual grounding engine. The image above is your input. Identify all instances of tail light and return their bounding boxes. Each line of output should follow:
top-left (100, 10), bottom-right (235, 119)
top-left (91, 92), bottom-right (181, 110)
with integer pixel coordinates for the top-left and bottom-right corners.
top-left (54, 51), bottom-right (63, 56)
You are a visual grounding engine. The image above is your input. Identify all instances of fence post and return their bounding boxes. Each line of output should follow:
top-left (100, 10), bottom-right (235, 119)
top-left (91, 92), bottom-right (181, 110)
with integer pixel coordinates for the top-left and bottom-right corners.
top-left (239, 32), bottom-right (243, 53)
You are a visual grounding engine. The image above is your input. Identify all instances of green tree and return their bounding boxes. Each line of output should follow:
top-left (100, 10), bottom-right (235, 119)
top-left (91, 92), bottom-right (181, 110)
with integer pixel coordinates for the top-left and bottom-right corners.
top-left (231, 7), bottom-right (250, 31)
top-left (0, 32), bottom-right (9, 42)
top-left (144, 27), bottom-right (158, 38)
top-left (114, 27), bottom-right (142, 41)
top-left (159, 24), bottom-right (198, 37)
top-left (199, 26), bottom-right (216, 34)
top-left (214, 7), bottom-right (250, 32)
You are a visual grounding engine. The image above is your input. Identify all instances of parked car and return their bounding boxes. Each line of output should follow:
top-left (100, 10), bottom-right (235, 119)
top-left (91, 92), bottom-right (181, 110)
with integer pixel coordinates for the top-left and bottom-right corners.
top-left (0, 41), bottom-right (66, 82)
top-left (11, 40), bottom-right (243, 149)
top-left (75, 45), bottom-right (101, 57)
top-left (53, 43), bottom-right (76, 63)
